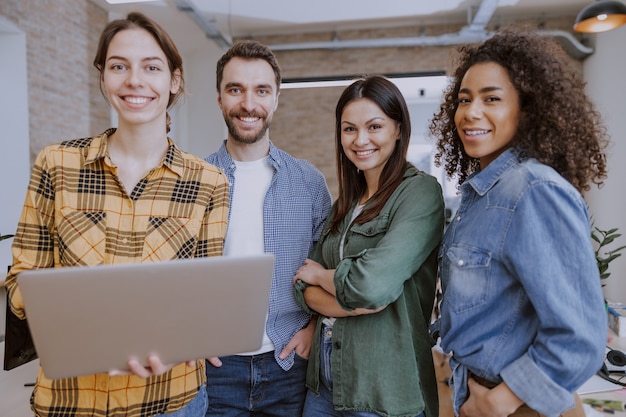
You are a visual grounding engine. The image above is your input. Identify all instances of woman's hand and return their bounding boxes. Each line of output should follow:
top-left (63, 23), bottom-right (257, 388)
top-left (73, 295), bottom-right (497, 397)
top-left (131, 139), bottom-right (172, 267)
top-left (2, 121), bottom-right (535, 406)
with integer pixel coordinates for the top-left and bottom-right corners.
top-left (293, 258), bottom-right (326, 286)
top-left (109, 355), bottom-right (196, 378)
top-left (459, 379), bottom-right (523, 417)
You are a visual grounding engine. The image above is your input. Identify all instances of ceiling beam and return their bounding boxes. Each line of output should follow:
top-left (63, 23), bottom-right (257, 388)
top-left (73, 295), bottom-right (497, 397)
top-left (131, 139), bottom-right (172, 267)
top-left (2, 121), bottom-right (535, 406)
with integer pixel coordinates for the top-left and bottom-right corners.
top-left (171, 0), bottom-right (232, 50)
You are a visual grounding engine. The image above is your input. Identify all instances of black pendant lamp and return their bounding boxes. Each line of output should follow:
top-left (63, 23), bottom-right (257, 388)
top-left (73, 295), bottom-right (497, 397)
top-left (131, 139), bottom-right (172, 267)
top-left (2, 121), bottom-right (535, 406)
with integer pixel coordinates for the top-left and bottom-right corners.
top-left (574, 0), bottom-right (626, 33)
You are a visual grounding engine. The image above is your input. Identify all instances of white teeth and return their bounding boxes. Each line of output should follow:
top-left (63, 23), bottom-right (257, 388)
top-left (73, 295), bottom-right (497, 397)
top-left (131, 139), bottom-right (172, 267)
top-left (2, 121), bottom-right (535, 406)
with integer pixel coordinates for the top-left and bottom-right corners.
top-left (125, 97), bottom-right (149, 104)
top-left (465, 129), bottom-right (489, 136)
top-left (355, 150), bottom-right (375, 156)
top-left (240, 117), bottom-right (259, 122)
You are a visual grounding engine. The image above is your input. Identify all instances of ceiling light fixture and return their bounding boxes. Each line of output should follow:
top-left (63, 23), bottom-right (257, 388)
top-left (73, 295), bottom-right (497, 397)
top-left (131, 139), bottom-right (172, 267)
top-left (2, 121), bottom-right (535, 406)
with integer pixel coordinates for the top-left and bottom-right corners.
top-left (574, 0), bottom-right (626, 33)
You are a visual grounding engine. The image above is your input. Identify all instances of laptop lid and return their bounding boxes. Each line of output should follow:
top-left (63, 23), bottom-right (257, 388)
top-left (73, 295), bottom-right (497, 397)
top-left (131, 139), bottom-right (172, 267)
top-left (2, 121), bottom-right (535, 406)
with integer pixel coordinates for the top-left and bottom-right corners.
top-left (17, 254), bottom-right (274, 380)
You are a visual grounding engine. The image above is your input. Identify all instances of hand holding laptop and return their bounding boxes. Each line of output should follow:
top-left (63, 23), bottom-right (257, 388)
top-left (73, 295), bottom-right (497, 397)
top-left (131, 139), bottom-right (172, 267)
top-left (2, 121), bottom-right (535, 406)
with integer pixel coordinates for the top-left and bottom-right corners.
top-left (18, 254), bottom-right (275, 380)
top-left (109, 355), bottom-right (196, 378)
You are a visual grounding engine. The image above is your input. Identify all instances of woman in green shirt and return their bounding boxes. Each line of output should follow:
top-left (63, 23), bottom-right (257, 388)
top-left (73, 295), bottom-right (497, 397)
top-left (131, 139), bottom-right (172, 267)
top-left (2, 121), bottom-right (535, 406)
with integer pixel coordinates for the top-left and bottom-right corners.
top-left (293, 75), bottom-right (444, 417)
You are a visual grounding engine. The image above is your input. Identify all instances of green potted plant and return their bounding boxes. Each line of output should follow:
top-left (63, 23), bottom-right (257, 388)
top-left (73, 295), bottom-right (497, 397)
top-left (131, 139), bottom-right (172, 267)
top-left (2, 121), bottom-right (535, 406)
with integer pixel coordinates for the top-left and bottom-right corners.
top-left (592, 226), bottom-right (626, 286)
top-left (595, 226), bottom-right (626, 336)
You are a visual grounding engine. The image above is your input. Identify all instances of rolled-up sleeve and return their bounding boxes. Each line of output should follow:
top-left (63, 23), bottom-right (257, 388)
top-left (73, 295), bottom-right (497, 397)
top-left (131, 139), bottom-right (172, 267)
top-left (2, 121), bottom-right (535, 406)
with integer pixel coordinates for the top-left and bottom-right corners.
top-left (334, 174), bottom-right (444, 310)
top-left (500, 181), bottom-right (606, 416)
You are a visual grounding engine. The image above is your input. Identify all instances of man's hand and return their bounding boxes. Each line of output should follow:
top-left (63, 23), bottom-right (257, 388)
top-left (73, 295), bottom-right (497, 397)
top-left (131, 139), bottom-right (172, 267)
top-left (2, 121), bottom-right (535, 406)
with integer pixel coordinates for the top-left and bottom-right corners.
top-left (278, 317), bottom-right (317, 360)
top-left (206, 357), bottom-right (223, 367)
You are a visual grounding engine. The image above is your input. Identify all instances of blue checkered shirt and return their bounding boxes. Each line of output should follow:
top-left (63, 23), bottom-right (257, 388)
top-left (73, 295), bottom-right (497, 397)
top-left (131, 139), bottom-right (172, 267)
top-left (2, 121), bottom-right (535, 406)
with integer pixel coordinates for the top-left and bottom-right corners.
top-left (206, 141), bottom-right (331, 370)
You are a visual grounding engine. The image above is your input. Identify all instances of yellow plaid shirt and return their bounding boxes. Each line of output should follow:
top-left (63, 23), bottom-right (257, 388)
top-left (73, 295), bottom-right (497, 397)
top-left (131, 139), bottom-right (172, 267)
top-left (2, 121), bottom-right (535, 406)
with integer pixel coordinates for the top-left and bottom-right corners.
top-left (5, 129), bottom-right (229, 417)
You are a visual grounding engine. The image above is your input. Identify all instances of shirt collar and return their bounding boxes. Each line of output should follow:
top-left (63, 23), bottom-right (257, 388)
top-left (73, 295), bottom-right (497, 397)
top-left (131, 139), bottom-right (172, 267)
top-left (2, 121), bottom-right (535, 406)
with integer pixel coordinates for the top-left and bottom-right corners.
top-left (84, 128), bottom-right (185, 177)
top-left (466, 148), bottom-right (520, 196)
top-left (84, 129), bottom-right (113, 164)
top-left (217, 139), bottom-right (282, 171)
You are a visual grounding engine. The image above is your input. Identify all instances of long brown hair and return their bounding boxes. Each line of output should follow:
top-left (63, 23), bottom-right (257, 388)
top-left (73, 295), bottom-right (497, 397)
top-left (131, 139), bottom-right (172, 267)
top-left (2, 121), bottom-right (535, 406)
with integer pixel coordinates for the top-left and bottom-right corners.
top-left (93, 12), bottom-right (185, 133)
top-left (329, 75), bottom-right (411, 233)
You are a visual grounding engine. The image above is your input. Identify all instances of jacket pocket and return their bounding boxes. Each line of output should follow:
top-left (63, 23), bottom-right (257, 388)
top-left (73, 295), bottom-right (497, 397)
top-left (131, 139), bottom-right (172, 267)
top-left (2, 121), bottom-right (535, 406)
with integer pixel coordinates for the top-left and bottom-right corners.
top-left (443, 245), bottom-right (491, 313)
top-left (350, 214), bottom-right (389, 236)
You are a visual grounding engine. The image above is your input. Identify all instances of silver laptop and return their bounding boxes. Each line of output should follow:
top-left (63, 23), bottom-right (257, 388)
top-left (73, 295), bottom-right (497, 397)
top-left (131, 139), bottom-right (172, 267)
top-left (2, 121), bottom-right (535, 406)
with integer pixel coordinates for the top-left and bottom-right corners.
top-left (17, 254), bottom-right (274, 380)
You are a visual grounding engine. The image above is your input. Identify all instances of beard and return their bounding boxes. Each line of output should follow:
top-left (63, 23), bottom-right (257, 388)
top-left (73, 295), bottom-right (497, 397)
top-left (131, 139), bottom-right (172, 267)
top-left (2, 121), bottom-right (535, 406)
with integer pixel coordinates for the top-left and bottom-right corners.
top-left (224, 110), bottom-right (271, 145)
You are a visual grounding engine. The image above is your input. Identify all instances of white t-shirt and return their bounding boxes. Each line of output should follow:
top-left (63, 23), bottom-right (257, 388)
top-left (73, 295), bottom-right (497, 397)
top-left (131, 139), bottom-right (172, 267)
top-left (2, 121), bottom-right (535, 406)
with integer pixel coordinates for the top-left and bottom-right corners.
top-left (225, 157), bottom-right (275, 354)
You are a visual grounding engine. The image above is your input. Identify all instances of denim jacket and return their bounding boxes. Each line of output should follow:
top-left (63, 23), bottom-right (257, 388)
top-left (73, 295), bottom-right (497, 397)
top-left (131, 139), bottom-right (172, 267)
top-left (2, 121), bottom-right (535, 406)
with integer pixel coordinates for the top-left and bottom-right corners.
top-left (295, 164), bottom-right (444, 417)
top-left (438, 149), bottom-right (606, 417)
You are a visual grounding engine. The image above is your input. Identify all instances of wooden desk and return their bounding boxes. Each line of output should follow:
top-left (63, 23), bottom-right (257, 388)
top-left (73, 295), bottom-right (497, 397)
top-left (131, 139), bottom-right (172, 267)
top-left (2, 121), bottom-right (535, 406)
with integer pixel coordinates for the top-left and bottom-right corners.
top-left (0, 341), bottom-right (39, 417)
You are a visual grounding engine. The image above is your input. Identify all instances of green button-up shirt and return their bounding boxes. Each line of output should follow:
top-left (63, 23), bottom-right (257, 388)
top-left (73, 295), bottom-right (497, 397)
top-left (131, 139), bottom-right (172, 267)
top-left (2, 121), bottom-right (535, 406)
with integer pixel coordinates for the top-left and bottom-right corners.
top-left (295, 164), bottom-right (444, 417)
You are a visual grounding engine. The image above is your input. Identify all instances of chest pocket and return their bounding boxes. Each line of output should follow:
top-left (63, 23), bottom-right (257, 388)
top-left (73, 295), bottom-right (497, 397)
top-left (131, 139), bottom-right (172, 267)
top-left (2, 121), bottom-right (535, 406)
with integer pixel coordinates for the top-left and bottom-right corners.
top-left (57, 209), bottom-right (108, 267)
top-left (144, 217), bottom-right (201, 260)
top-left (347, 215), bottom-right (389, 251)
top-left (442, 245), bottom-right (491, 313)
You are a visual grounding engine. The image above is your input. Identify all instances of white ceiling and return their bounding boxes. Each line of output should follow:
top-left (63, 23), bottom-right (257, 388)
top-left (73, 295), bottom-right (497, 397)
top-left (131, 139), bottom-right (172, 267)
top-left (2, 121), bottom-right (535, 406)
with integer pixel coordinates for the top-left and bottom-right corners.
top-left (90, 0), bottom-right (592, 54)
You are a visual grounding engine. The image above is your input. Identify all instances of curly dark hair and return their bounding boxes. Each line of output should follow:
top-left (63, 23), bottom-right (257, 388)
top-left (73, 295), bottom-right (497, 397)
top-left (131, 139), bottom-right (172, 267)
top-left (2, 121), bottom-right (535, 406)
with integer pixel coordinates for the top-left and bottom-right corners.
top-left (429, 26), bottom-right (608, 193)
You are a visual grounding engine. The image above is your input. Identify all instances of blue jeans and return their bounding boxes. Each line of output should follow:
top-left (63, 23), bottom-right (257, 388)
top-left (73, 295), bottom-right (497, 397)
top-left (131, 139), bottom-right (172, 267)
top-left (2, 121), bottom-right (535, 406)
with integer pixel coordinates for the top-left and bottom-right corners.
top-left (157, 384), bottom-right (208, 416)
top-left (205, 351), bottom-right (308, 416)
top-left (303, 325), bottom-right (422, 417)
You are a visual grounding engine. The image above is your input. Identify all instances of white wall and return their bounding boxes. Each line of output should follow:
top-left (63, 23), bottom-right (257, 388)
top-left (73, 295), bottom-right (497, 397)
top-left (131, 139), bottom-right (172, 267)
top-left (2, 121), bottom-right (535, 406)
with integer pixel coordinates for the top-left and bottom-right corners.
top-left (0, 16), bottom-right (30, 337)
top-left (0, 18), bottom-right (29, 269)
top-left (584, 25), bottom-right (626, 302)
top-left (174, 44), bottom-right (227, 159)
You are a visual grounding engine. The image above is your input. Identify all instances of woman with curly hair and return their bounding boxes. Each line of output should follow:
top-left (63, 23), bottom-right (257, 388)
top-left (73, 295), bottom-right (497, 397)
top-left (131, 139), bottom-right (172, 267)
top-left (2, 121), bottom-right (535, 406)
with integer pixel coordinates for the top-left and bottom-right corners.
top-left (430, 27), bottom-right (609, 417)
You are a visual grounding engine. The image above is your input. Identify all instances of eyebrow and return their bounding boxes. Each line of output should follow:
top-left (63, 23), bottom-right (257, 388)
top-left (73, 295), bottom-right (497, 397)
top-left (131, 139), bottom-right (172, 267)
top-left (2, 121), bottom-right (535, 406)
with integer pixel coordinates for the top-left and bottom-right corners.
top-left (106, 56), bottom-right (165, 63)
top-left (341, 116), bottom-right (385, 125)
top-left (224, 81), bottom-right (274, 91)
top-left (459, 86), bottom-right (503, 94)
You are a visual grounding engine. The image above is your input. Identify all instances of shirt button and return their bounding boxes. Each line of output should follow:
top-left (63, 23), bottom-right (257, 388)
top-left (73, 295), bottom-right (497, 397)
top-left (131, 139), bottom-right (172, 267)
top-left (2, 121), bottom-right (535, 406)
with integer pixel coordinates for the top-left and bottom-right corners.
top-left (457, 259), bottom-right (464, 266)
top-left (456, 215), bottom-right (461, 221)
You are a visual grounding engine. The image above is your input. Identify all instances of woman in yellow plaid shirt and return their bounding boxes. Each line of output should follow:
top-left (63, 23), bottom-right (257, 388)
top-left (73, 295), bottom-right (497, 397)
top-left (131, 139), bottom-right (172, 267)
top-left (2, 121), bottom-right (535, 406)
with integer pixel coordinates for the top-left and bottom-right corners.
top-left (5, 11), bottom-right (229, 417)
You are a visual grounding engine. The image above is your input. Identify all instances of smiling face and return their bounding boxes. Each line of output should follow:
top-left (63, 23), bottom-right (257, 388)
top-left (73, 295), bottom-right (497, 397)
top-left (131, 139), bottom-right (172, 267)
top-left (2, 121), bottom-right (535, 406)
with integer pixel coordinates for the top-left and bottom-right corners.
top-left (340, 98), bottom-right (400, 189)
top-left (102, 28), bottom-right (180, 130)
top-left (454, 62), bottom-right (521, 170)
top-left (217, 57), bottom-right (279, 145)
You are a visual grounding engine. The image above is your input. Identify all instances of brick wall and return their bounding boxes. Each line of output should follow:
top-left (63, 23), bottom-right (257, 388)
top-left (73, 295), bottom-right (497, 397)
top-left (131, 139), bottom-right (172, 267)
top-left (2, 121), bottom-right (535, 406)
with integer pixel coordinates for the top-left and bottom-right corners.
top-left (0, 1), bottom-right (580, 191)
top-left (253, 17), bottom-right (581, 197)
top-left (0, 0), bottom-right (109, 162)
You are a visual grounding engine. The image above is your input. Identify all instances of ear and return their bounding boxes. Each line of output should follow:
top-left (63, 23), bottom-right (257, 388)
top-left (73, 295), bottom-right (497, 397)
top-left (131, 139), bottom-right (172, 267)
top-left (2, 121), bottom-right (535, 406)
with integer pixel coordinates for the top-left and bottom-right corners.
top-left (217, 91), bottom-right (223, 110)
top-left (100, 75), bottom-right (110, 104)
top-left (273, 90), bottom-right (280, 112)
top-left (170, 68), bottom-right (182, 94)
